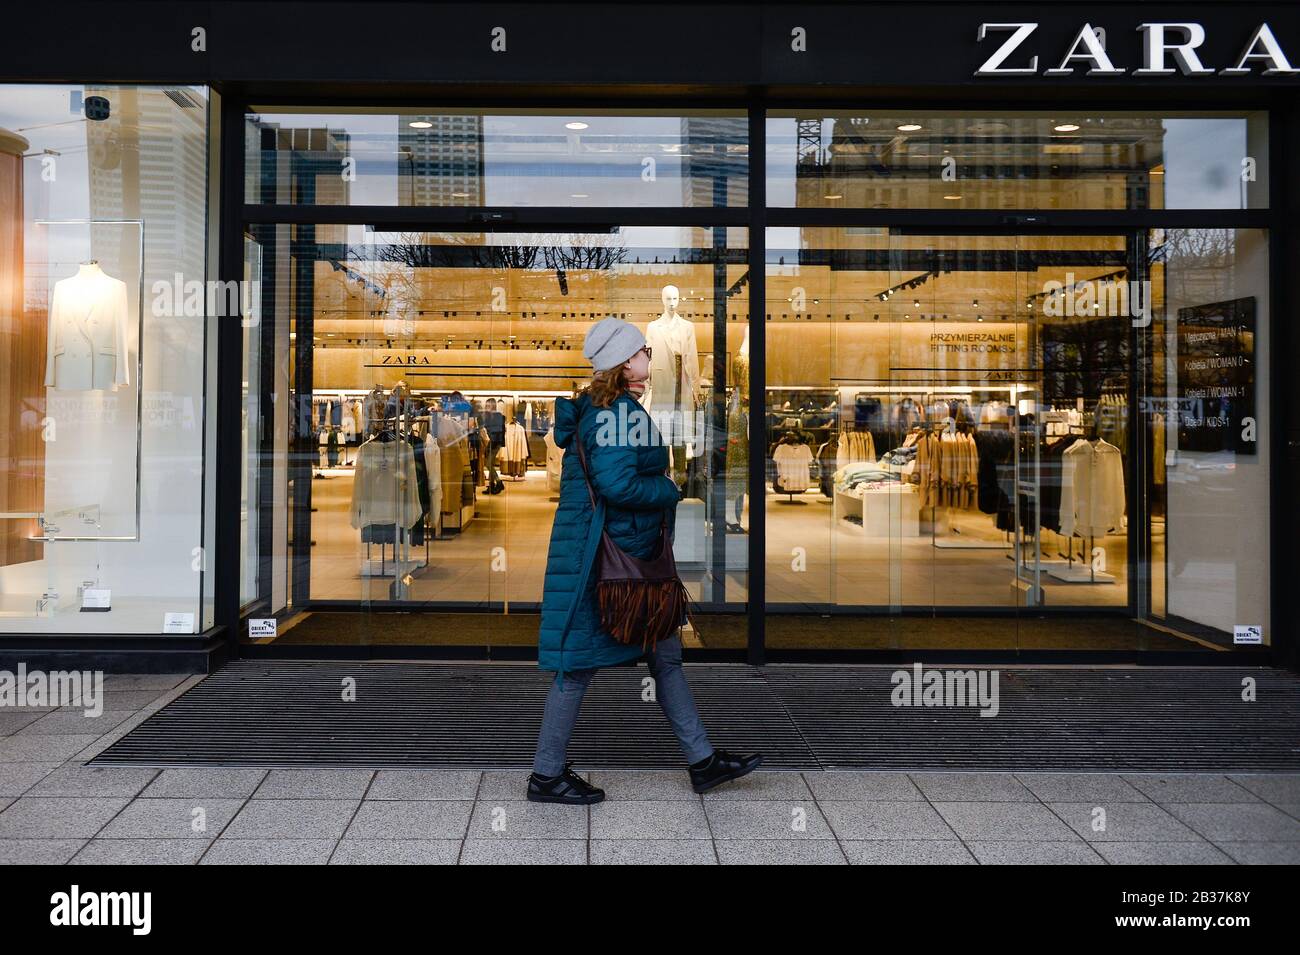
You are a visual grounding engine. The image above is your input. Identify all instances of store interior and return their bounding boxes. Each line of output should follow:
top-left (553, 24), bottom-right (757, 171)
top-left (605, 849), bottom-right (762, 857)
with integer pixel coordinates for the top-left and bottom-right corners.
top-left (240, 222), bottom-right (1263, 653)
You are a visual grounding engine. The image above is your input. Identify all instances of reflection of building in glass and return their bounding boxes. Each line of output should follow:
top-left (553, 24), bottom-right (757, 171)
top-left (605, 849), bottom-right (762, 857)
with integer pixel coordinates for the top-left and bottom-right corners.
top-left (398, 114), bottom-right (484, 206)
top-left (680, 116), bottom-right (748, 207)
top-left (797, 114), bottom-right (1170, 210)
top-left (246, 116), bottom-right (352, 206)
top-left (87, 87), bottom-right (209, 282)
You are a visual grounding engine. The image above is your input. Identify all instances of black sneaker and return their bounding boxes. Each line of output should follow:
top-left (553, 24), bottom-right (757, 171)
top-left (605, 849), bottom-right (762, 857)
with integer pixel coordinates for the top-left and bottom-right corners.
top-left (526, 761), bottom-right (605, 804)
top-left (688, 748), bottom-right (763, 794)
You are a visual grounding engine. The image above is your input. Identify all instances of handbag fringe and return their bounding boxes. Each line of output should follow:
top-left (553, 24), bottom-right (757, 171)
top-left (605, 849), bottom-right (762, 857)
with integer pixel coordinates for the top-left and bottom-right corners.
top-left (596, 577), bottom-right (698, 652)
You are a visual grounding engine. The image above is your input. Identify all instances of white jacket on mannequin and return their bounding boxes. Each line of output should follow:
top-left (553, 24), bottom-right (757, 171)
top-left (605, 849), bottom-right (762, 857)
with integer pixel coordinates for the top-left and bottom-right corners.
top-left (45, 263), bottom-right (131, 391)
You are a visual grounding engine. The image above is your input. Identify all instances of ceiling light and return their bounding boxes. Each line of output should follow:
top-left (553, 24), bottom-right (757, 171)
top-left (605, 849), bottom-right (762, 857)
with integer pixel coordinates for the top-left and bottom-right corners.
top-left (565, 121), bottom-right (589, 130)
top-left (1053, 123), bottom-right (1081, 133)
top-left (823, 193), bottom-right (843, 200)
top-left (408, 120), bottom-right (433, 129)
top-left (570, 193), bottom-right (589, 199)
top-left (943, 194), bottom-right (962, 201)
top-left (897, 123), bottom-right (922, 132)
top-left (972, 299), bottom-right (979, 307)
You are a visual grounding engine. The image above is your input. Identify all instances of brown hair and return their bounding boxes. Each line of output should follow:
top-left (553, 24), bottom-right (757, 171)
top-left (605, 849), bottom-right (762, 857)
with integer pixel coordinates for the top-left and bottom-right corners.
top-left (581, 365), bottom-right (630, 408)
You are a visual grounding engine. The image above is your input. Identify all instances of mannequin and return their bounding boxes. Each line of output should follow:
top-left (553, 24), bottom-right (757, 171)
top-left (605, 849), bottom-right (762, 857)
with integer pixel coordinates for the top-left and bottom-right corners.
top-left (45, 261), bottom-right (130, 392)
top-left (643, 284), bottom-right (700, 487)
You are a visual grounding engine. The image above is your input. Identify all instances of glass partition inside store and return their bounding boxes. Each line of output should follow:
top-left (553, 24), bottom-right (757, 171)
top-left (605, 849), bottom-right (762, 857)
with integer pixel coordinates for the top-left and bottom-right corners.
top-left (240, 224), bottom-right (749, 649)
top-left (763, 228), bottom-right (1270, 651)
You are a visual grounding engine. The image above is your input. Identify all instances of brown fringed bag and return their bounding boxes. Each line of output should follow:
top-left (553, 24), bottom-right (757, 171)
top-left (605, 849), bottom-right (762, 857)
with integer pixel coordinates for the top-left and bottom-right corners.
top-left (573, 425), bottom-right (695, 652)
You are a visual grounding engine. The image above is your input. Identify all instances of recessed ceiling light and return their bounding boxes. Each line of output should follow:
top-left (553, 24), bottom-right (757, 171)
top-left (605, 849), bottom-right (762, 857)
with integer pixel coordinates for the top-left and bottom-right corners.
top-left (897, 123), bottom-right (923, 132)
top-left (943, 194), bottom-right (962, 200)
top-left (1054, 123), bottom-right (1081, 132)
top-left (823, 193), bottom-right (843, 200)
top-left (451, 192), bottom-right (470, 198)
top-left (408, 120), bottom-right (433, 129)
top-left (570, 193), bottom-right (589, 198)
top-left (565, 121), bottom-right (589, 130)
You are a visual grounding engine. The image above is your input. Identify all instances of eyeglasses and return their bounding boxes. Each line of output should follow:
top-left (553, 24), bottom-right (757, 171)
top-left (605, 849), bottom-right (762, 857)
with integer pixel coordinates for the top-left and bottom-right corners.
top-left (641, 345), bottom-right (652, 360)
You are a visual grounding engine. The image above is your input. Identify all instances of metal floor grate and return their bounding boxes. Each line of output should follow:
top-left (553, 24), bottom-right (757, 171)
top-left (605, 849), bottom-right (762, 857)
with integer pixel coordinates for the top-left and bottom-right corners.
top-left (90, 661), bottom-right (1300, 772)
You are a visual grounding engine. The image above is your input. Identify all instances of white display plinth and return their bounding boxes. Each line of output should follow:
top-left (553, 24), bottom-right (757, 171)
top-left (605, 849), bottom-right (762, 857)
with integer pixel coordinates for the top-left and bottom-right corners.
top-left (833, 485), bottom-right (919, 536)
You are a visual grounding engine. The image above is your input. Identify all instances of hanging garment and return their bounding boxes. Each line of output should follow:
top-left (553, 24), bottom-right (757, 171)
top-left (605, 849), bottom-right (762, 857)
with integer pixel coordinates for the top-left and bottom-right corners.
top-left (1059, 438), bottom-right (1126, 538)
top-left (504, 421), bottom-right (529, 476)
top-left (45, 264), bottom-right (131, 391)
top-left (326, 428), bottom-right (340, 467)
top-left (350, 435), bottom-right (422, 538)
top-left (407, 433), bottom-right (432, 545)
top-left (772, 441), bottom-right (814, 493)
top-left (643, 314), bottom-right (700, 445)
top-left (423, 433), bottom-right (442, 537)
top-left (436, 414), bottom-right (471, 516)
top-left (544, 427), bottom-right (563, 492)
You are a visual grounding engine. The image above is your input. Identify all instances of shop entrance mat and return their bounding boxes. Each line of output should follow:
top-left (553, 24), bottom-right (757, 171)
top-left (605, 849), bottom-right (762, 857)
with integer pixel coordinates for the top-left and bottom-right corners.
top-left (90, 661), bottom-right (1300, 771)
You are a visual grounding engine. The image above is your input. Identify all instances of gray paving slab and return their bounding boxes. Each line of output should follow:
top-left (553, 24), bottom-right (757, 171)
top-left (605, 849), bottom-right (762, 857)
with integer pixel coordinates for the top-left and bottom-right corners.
top-left (344, 800), bottom-right (472, 840)
top-left (1121, 774), bottom-right (1264, 803)
top-left (586, 769), bottom-right (708, 801)
top-left (0, 735), bottom-right (100, 762)
top-left (329, 840), bottom-right (462, 864)
top-left (0, 712), bottom-right (48, 735)
top-left (802, 772), bottom-right (924, 801)
top-left (1046, 802), bottom-right (1205, 842)
top-left (966, 841), bottom-right (1106, 864)
top-left (252, 769), bottom-right (374, 799)
top-left (201, 839), bottom-right (336, 865)
top-left (935, 801), bottom-right (1083, 842)
top-left (459, 839), bottom-right (587, 864)
top-left (0, 762), bottom-right (61, 798)
top-left (0, 796), bottom-right (129, 839)
top-left (703, 799), bottom-right (836, 840)
top-left (590, 800), bottom-right (711, 840)
top-left (1093, 842), bottom-right (1236, 865)
top-left (140, 768), bottom-right (268, 799)
top-left (26, 764), bottom-right (159, 799)
top-left (97, 797), bottom-right (245, 839)
top-left (819, 800), bottom-right (959, 841)
top-left (220, 799), bottom-right (358, 841)
top-left (1014, 773), bottom-right (1149, 803)
top-left (1215, 841), bottom-right (1300, 864)
top-left (15, 711), bottom-right (136, 736)
top-left (70, 839), bottom-right (212, 865)
top-left (1226, 774), bottom-right (1300, 803)
top-left (910, 772), bottom-right (1036, 802)
top-left (366, 770), bottom-right (481, 800)
top-left (589, 839), bottom-right (717, 864)
top-left (840, 840), bottom-right (977, 864)
top-left (0, 839), bottom-right (87, 864)
top-left (1161, 802), bottom-right (1300, 842)
top-left (99, 674), bottom-right (190, 691)
top-left (465, 800), bottom-right (587, 840)
top-left (713, 839), bottom-right (848, 864)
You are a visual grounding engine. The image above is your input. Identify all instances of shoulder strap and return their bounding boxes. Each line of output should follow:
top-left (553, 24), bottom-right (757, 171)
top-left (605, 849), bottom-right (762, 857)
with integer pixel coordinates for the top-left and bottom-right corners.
top-left (572, 410), bottom-right (599, 510)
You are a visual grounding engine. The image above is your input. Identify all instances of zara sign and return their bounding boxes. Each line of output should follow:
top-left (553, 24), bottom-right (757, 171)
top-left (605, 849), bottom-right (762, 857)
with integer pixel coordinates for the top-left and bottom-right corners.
top-left (975, 21), bottom-right (1298, 76)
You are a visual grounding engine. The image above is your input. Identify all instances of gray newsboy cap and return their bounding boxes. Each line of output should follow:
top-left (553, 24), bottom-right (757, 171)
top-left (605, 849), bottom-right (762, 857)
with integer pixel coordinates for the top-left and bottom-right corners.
top-left (582, 317), bottom-right (646, 371)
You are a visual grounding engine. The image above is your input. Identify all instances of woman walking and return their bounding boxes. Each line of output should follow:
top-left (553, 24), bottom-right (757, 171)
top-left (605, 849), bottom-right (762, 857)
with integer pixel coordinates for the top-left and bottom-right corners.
top-left (529, 317), bottom-right (762, 804)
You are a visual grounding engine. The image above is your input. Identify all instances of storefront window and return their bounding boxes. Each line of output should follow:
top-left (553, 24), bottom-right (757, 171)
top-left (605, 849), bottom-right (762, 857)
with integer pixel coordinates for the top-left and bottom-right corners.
top-left (239, 224), bottom-right (749, 648)
top-left (0, 84), bottom-right (214, 634)
top-left (768, 111), bottom-right (1268, 210)
top-left (763, 225), bottom-right (1269, 651)
top-left (244, 108), bottom-right (749, 208)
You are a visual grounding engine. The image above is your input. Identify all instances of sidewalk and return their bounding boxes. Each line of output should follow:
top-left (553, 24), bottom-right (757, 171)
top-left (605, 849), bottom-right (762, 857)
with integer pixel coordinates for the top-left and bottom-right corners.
top-left (1, 673), bottom-right (1298, 864)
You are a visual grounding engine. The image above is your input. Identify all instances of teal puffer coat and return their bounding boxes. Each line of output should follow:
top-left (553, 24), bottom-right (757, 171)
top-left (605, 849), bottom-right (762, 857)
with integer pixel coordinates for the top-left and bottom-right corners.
top-left (537, 389), bottom-right (683, 681)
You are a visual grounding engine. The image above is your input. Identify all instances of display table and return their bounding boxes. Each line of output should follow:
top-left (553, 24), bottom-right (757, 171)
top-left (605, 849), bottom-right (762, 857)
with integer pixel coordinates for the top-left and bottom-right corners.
top-left (833, 484), bottom-right (919, 536)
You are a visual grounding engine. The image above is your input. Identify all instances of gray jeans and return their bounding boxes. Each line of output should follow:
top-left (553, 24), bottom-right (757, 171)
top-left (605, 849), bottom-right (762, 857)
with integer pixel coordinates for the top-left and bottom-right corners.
top-left (532, 634), bottom-right (713, 776)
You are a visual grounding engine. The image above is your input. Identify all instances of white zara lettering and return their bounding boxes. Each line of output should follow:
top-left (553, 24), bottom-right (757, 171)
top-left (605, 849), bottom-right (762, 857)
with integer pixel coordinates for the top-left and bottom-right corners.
top-left (975, 21), bottom-right (1300, 77)
top-left (49, 885), bottom-right (152, 936)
